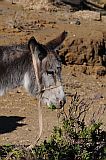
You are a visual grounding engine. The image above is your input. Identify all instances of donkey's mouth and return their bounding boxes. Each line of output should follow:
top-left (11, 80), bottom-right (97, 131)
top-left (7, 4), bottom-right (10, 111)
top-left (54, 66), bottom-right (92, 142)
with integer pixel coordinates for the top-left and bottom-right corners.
top-left (48, 103), bottom-right (56, 110)
top-left (48, 100), bottom-right (66, 110)
top-left (42, 95), bottom-right (66, 109)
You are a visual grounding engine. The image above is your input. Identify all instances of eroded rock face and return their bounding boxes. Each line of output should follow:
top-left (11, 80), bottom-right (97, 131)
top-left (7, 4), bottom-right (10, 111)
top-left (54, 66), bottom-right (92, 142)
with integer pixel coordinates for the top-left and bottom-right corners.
top-left (58, 0), bottom-right (82, 5)
top-left (60, 34), bottom-right (106, 66)
top-left (72, 11), bottom-right (101, 21)
top-left (5, 0), bottom-right (50, 9)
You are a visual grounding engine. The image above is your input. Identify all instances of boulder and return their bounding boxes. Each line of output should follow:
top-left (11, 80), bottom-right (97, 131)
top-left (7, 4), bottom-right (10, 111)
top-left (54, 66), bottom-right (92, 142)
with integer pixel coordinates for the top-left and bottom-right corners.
top-left (59, 0), bottom-right (82, 5)
top-left (72, 10), bottom-right (101, 21)
top-left (60, 32), bottom-right (106, 66)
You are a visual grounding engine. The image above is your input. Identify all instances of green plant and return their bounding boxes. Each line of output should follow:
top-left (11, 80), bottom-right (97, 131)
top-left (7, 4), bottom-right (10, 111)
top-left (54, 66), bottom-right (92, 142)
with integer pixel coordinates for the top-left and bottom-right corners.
top-left (0, 145), bottom-right (24, 160)
top-left (34, 93), bottom-right (106, 160)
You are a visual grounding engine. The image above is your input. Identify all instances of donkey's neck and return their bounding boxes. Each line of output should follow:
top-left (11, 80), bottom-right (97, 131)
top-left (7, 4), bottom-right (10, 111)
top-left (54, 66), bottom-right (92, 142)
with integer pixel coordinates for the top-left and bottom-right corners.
top-left (0, 43), bottom-right (28, 63)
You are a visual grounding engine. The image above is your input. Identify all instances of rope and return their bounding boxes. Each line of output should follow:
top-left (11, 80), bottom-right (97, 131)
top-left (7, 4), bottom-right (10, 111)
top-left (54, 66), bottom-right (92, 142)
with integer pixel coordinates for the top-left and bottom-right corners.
top-left (27, 49), bottom-right (61, 149)
top-left (27, 49), bottom-right (43, 149)
top-left (27, 94), bottom-right (42, 150)
top-left (36, 94), bottom-right (43, 143)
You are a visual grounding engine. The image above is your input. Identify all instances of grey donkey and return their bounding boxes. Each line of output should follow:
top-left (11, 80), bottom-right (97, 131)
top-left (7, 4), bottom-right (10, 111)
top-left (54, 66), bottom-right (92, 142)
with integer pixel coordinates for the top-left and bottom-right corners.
top-left (0, 31), bottom-right (67, 109)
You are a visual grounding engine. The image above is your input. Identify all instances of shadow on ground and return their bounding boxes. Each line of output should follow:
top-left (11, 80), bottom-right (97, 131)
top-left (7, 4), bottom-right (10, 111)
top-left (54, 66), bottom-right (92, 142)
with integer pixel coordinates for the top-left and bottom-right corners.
top-left (0, 116), bottom-right (26, 134)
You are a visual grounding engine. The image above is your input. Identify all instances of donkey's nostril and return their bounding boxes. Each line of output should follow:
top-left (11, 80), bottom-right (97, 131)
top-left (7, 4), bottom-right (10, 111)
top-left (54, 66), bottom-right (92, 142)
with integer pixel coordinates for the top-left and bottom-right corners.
top-left (59, 100), bottom-right (62, 106)
top-left (59, 98), bottom-right (66, 107)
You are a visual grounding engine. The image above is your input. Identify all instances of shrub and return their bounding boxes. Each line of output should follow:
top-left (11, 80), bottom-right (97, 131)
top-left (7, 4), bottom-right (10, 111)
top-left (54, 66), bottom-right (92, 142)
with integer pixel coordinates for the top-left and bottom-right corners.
top-left (0, 93), bottom-right (106, 160)
top-left (34, 93), bottom-right (106, 160)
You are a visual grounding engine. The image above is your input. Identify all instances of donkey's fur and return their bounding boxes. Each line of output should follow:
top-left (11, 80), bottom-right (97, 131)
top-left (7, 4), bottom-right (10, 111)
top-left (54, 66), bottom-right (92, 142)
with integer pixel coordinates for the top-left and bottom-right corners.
top-left (0, 31), bottom-right (67, 108)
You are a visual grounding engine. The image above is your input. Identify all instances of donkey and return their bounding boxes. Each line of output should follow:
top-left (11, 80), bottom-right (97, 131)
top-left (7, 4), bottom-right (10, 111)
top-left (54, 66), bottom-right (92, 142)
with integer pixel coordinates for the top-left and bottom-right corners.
top-left (0, 31), bottom-right (67, 109)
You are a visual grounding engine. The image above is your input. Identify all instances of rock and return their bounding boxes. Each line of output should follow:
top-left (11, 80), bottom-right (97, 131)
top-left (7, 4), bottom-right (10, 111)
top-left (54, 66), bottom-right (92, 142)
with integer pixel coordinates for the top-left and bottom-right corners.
top-left (84, 0), bottom-right (105, 8)
top-left (72, 10), bottom-right (101, 21)
top-left (93, 93), bottom-right (103, 100)
top-left (60, 0), bottom-right (82, 5)
top-left (69, 18), bottom-right (81, 25)
top-left (61, 35), bottom-right (105, 66)
top-left (92, 66), bottom-right (106, 76)
top-left (6, 0), bottom-right (51, 9)
top-left (96, 66), bottom-right (106, 76)
top-left (100, 0), bottom-right (106, 5)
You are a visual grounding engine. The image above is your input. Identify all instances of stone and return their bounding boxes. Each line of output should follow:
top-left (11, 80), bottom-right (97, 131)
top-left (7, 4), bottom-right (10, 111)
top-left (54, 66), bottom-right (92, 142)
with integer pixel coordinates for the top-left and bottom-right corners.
top-left (60, 0), bottom-right (82, 5)
top-left (61, 35), bottom-right (105, 66)
top-left (72, 10), bottom-right (101, 21)
top-left (96, 66), bottom-right (106, 76)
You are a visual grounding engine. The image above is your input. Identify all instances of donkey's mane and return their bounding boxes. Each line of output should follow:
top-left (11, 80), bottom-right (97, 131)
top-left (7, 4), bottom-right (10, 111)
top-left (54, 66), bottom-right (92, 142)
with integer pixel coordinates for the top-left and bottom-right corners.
top-left (0, 31), bottom-right (67, 65)
top-left (0, 43), bottom-right (29, 64)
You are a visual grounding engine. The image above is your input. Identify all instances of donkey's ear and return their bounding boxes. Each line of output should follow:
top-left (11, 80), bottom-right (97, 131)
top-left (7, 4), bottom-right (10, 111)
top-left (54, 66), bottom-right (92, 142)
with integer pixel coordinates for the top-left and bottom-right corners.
top-left (28, 37), bottom-right (41, 90)
top-left (28, 36), bottom-right (38, 53)
top-left (28, 36), bottom-right (47, 61)
top-left (45, 31), bottom-right (68, 51)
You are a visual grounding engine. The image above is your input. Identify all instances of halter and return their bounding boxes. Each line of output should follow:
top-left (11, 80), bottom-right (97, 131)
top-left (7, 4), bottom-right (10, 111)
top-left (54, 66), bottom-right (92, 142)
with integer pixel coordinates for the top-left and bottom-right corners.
top-left (36, 82), bottom-right (62, 96)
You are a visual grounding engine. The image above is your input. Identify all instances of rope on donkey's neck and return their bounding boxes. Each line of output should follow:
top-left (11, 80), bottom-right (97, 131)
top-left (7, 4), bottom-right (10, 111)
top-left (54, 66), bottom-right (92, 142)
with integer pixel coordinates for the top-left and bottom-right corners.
top-left (27, 54), bottom-right (62, 149)
top-left (27, 55), bottom-right (43, 149)
top-left (32, 54), bottom-right (43, 141)
top-left (27, 94), bottom-right (42, 150)
top-left (36, 93), bottom-right (43, 143)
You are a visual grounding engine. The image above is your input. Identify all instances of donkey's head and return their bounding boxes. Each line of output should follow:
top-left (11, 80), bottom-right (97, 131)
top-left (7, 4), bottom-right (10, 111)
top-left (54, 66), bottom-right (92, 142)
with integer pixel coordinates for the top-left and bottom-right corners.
top-left (28, 31), bottom-right (67, 109)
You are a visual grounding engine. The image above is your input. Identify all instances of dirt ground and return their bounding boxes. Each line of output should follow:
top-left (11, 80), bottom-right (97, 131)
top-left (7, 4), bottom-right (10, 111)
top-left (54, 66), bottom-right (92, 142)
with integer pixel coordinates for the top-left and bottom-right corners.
top-left (0, 1), bottom-right (106, 146)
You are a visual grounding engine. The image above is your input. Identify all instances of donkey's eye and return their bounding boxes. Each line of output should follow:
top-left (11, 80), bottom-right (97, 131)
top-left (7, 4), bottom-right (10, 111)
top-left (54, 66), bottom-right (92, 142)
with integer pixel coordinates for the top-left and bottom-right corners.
top-left (57, 66), bottom-right (61, 71)
top-left (46, 70), bottom-right (54, 75)
top-left (57, 66), bottom-right (61, 69)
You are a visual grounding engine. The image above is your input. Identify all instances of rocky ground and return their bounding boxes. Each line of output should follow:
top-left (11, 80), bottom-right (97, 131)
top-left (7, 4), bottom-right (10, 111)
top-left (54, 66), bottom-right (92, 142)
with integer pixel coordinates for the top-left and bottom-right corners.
top-left (0, 1), bottom-right (106, 146)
